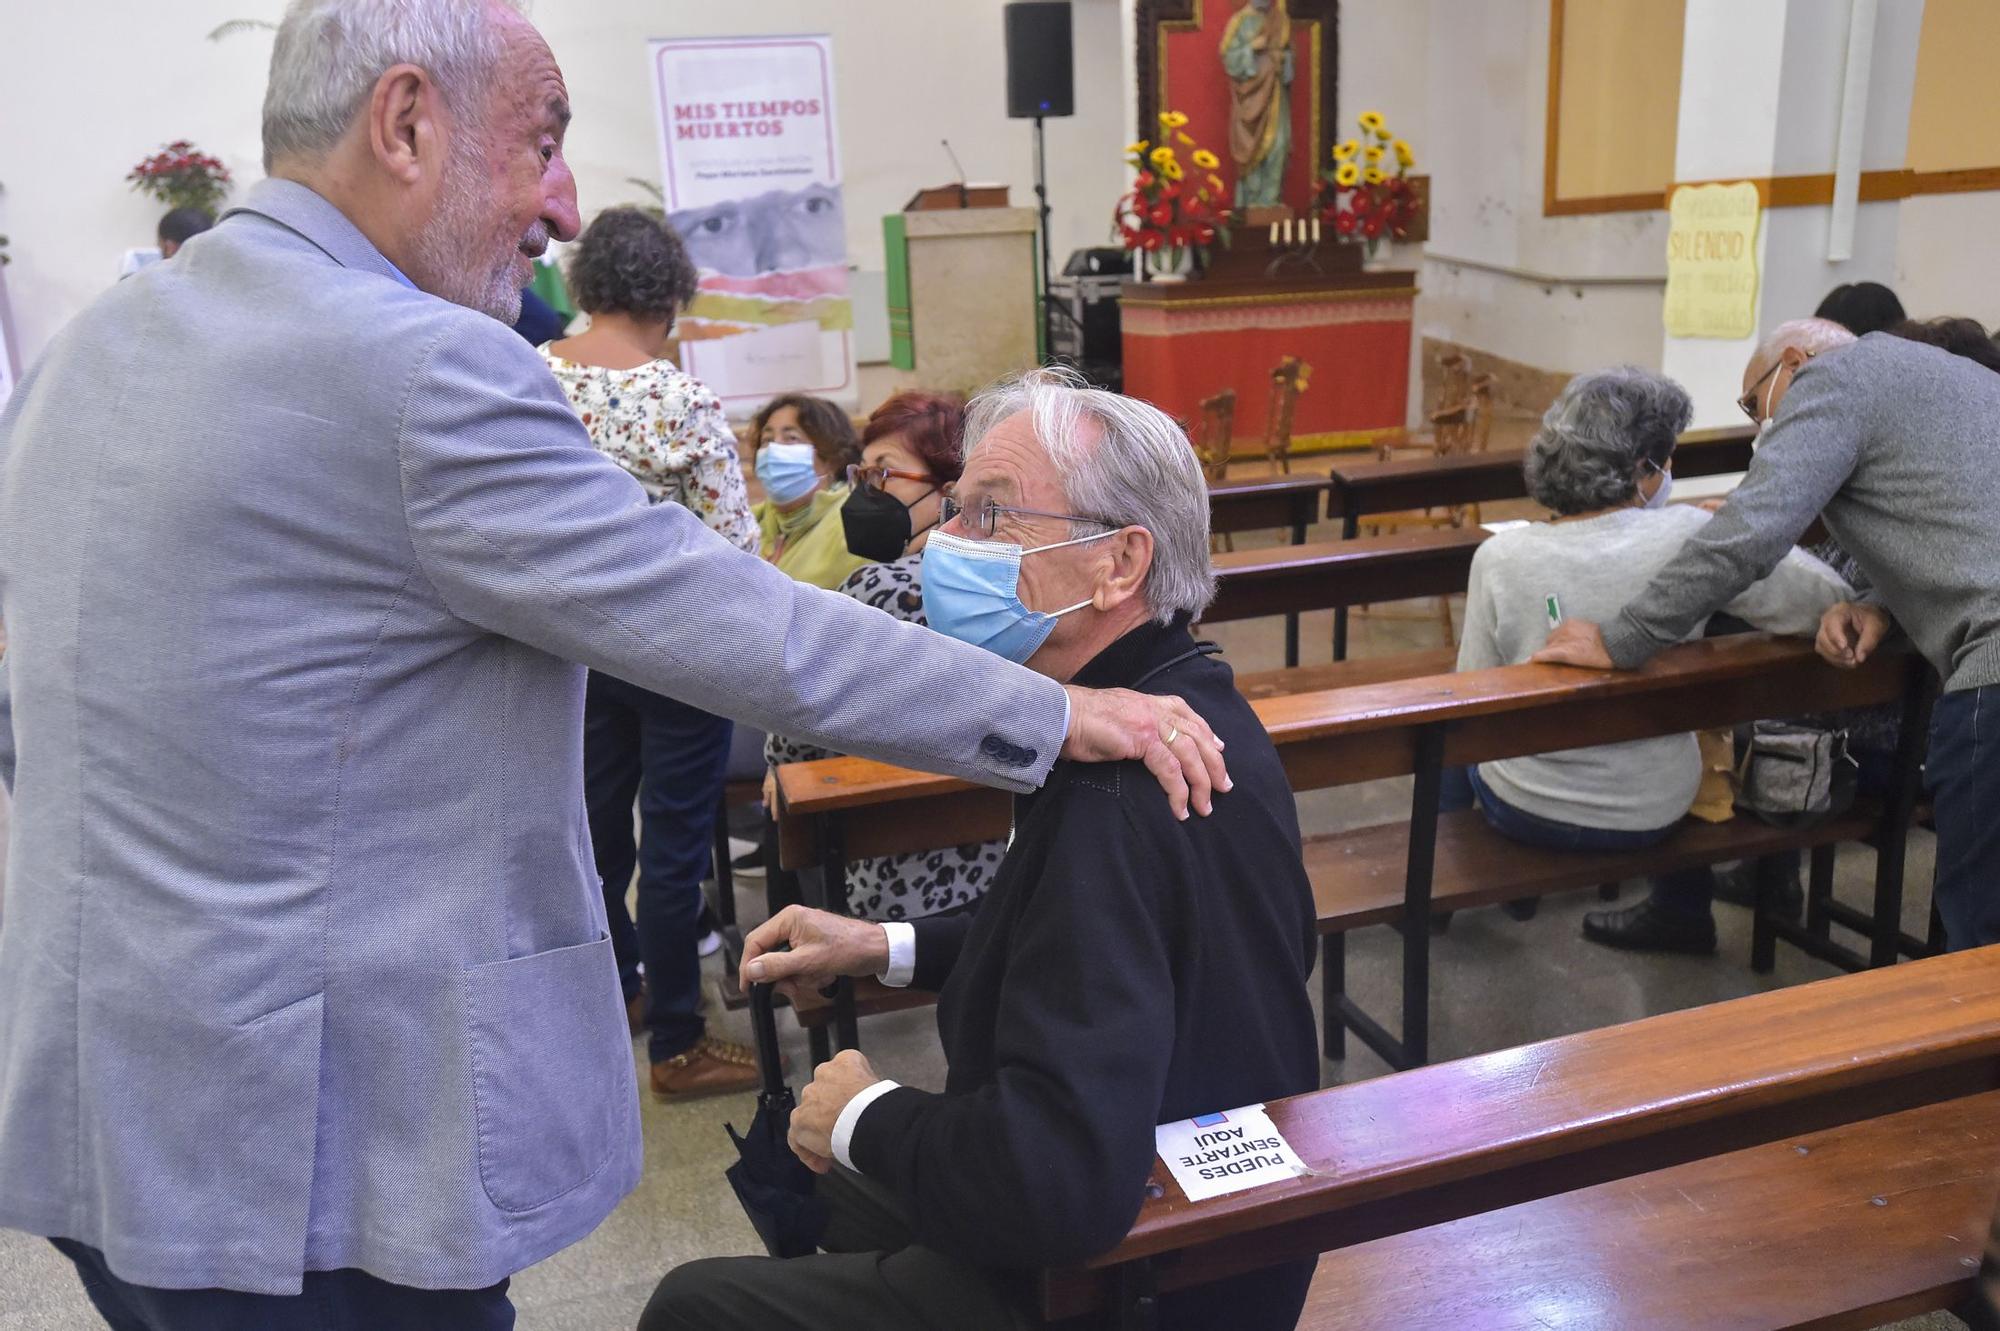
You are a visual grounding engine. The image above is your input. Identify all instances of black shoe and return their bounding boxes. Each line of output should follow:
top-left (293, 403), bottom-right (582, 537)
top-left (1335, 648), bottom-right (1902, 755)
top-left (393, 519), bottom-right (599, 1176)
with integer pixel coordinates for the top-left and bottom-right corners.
top-left (1500, 897), bottom-right (1539, 922)
top-left (1582, 900), bottom-right (1717, 955)
top-left (1712, 863), bottom-right (1804, 920)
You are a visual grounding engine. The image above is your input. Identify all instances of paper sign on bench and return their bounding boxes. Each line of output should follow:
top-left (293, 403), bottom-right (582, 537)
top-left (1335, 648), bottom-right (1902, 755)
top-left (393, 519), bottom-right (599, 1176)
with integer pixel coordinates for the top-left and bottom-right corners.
top-left (1156, 1103), bottom-right (1311, 1202)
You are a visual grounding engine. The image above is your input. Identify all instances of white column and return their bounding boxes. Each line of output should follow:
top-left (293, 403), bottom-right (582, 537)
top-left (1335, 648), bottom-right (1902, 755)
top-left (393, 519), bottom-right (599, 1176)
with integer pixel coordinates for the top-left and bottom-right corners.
top-left (1663, 0), bottom-right (1924, 429)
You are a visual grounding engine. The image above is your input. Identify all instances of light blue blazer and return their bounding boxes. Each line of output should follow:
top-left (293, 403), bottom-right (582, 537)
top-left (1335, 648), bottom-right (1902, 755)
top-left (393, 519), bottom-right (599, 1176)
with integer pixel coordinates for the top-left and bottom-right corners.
top-left (0, 180), bottom-right (1067, 1294)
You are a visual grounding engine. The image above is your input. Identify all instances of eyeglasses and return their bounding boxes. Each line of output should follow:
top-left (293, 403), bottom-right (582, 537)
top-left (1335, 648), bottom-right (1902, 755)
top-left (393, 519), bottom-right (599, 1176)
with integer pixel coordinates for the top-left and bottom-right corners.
top-left (939, 488), bottom-right (1118, 540)
top-left (1737, 352), bottom-right (1812, 423)
top-left (846, 463), bottom-right (933, 491)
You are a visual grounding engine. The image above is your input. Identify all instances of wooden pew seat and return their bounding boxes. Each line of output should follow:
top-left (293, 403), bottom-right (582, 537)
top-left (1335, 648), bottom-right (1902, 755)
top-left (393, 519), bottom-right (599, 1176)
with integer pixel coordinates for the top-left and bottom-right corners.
top-left (1297, 1088), bottom-right (1999, 1331)
top-left (1039, 946), bottom-right (2000, 1320)
top-left (1307, 804), bottom-right (1881, 933)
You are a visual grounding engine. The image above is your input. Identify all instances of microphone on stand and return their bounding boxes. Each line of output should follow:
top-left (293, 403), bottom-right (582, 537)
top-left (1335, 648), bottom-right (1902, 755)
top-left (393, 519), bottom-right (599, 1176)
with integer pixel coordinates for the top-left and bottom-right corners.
top-left (942, 139), bottom-right (970, 208)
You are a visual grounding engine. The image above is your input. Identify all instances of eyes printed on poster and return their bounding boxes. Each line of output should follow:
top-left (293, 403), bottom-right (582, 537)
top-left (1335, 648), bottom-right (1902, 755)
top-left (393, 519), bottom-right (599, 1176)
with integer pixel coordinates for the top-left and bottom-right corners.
top-left (671, 184), bottom-right (846, 278)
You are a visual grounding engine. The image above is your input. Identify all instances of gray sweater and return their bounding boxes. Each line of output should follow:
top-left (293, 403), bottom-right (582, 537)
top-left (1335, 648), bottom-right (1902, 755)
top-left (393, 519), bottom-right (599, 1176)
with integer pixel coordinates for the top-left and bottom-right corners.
top-left (1603, 333), bottom-right (2000, 693)
top-left (1462, 506), bottom-right (1850, 830)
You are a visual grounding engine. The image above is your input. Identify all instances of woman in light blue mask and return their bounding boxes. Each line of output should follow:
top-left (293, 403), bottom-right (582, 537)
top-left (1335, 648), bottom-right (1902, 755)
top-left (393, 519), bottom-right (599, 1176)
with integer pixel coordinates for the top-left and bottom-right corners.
top-left (749, 394), bottom-right (868, 589)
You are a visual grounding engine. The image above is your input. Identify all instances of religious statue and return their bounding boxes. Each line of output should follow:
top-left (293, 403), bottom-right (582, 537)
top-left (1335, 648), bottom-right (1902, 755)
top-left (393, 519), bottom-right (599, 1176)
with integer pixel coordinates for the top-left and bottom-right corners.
top-left (1220, 0), bottom-right (1294, 210)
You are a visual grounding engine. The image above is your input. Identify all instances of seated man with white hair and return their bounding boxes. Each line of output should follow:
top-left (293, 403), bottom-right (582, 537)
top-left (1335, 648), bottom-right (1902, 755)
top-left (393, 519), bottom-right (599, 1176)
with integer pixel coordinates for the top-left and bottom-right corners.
top-left (1540, 316), bottom-right (2000, 952)
top-left (642, 370), bottom-right (1321, 1331)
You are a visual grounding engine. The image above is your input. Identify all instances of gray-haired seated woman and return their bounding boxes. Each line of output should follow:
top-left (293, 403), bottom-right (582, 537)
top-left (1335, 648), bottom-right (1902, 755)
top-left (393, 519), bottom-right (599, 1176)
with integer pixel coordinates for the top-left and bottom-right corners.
top-left (1443, 366), bottom-right (1852, 955)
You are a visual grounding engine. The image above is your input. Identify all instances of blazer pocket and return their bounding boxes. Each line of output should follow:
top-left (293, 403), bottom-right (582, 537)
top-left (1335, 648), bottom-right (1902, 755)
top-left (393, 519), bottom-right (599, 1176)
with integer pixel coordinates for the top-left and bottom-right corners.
top-left (465, 933), bottom-right (627, 1213)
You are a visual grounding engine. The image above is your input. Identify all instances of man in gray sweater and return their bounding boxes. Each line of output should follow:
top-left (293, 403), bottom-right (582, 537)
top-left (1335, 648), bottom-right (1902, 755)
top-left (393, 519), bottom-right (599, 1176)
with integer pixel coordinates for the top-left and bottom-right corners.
top-left (1539, 318), bottom-right (2000, 951)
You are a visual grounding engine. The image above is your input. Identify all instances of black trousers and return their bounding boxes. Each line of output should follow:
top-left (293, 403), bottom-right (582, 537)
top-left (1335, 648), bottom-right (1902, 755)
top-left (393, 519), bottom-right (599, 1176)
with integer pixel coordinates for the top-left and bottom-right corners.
top-left (52, 1239), bottom-right (513, 1331)
top-left (640, 1167), bottom-right (1036, 1331)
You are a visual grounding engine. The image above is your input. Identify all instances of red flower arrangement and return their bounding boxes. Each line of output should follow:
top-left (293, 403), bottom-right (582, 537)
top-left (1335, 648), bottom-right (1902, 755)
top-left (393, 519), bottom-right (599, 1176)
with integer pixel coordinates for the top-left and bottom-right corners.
top-left (1311, 114), bottom-right (1422, 252)
top-left (127, 140), bottom-right (232, 217)
top-left (1111, 111), bottom-right (1232, 275)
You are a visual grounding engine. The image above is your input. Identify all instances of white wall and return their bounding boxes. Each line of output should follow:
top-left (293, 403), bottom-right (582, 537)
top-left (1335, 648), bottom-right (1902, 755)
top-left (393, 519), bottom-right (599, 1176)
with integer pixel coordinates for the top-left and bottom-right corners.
top-left (1415, 0), bottom-right (1667, 380)
top-left (0, 0), bottom-right (1129, 367)
top-left (1898, 192), bottom-right (2000, 324)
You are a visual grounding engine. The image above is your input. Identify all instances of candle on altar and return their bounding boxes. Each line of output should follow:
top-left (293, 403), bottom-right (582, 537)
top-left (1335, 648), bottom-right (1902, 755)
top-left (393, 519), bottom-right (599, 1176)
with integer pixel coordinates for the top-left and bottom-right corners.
top-left (1311, 216), bottom-right (1322, 244)
top-left (1282, 218), bottom-right (1293, 245)
top-left (1268, 221), bottom-right (1278, 245)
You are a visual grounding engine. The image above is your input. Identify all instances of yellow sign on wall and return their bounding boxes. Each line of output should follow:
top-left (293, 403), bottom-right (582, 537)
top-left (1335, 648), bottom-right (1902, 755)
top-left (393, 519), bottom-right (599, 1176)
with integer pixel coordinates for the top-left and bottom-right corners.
top-left (1663, 181), bottom-right (1761, 339)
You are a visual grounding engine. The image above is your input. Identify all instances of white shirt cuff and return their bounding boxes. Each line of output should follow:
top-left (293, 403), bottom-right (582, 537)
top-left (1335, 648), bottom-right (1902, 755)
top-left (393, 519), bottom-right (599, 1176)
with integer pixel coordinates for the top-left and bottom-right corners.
top-left (877, 922), bottom-right (917, 988)
top-left (832, 1079), bottom-right (902, 1172)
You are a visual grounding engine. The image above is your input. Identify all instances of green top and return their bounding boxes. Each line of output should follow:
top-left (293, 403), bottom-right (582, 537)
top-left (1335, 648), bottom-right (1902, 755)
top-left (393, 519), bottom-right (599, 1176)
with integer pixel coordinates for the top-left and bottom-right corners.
top-left (756, 486), bottom-right (871, 590)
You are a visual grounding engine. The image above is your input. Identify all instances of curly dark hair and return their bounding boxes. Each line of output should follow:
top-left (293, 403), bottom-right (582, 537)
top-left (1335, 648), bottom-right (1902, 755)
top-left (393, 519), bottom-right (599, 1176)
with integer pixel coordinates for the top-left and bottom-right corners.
top-left (564, 207), bottom-right (700, 328)
top-left (753, 394), bottom-right (862, 473)
top-left (1887, 317), bottom-right (2000, 375)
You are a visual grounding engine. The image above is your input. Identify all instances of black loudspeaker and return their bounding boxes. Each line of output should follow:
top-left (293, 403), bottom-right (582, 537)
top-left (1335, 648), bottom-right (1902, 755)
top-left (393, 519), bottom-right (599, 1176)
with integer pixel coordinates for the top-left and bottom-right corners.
top-left (1005, 2), bottom-right (1074, 120)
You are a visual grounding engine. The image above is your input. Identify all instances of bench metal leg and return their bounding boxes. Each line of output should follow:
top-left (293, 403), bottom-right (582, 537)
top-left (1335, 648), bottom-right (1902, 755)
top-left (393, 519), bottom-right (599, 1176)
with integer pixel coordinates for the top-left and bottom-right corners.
top-left (709, 805), bottom-right (738, 932)
top-left (1750, 862), bottom-right (1778, 975)
top-left (1399, 728), bottom-right (1446, 1069)
top-left (1332, 511), bottom-right (1358, 662)
top-left (808, 825), bottom-right (862, 1053)
top-left (1320, 934), bottom-right (1346, 1061)
top-left (1868, 669), bottom-right (1937, 968)
top-left (1113, 1259), bottom-right (1159, 1331)
top-left (1806, 842), bottom-right (1837, 939)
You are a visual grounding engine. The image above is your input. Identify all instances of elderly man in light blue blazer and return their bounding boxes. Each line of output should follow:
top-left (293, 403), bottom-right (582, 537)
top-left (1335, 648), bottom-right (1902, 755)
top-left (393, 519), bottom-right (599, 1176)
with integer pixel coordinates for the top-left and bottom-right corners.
top-left (0, 2), bottom-right (1227, 1326)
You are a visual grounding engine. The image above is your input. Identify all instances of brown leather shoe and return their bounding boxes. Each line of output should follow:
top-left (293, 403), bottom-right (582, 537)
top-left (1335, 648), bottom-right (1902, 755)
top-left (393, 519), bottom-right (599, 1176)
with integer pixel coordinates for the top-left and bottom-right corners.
top-left (650, 1036), bottom-right (761, 1101)
top-left (625, 988), bottom-right (647, 1037)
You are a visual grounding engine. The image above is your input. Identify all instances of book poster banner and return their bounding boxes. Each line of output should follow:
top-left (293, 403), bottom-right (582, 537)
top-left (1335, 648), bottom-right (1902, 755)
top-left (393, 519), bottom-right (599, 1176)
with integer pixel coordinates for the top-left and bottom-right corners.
top-left (650, 34), bottom-right (854, 412)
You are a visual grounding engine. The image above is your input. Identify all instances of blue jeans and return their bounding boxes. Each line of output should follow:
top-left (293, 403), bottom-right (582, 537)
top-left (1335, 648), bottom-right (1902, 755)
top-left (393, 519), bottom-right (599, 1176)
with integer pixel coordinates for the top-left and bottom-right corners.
top-left (583, 671), bottom-right (734, 1063)
top-left (52, 1239), bottom-right (512, 1331)
top-left (1441, 765), bottom-right (1713, 915)
top-left (1926, 684), bottom-right (2000, 950)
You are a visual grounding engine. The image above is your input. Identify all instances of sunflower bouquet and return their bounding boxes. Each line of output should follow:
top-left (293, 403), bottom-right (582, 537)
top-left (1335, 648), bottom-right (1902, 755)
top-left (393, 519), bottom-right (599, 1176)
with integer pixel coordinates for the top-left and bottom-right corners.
top-left (1112, 110), bottom-right (1233, 276)
top-left (1312, 111), bottom-right (1420, 251)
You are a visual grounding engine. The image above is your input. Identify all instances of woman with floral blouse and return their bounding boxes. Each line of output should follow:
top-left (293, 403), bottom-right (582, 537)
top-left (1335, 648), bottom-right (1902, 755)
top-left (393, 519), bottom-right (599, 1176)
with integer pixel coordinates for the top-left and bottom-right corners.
top-left (543, 207), bottom-right (761, 1102)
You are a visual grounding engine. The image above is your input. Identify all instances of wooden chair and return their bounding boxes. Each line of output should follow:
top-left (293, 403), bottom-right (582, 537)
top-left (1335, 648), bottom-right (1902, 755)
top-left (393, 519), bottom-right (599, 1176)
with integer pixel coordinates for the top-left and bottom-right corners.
top-left (1262, 358), bottom-right (1310, 475)
top-left (1192, 390), bottom-right (1236, 483)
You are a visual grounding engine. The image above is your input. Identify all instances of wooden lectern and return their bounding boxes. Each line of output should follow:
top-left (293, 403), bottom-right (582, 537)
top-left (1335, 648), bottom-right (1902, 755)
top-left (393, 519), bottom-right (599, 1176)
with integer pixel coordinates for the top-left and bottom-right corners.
top-left (904, 183), bottom-right (1011, 211)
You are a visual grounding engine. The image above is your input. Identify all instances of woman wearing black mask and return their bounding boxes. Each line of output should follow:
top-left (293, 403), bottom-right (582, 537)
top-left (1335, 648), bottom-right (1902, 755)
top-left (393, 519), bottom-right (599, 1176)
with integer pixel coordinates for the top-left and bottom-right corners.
top-left (765, 391), bottom-right (1008, 922)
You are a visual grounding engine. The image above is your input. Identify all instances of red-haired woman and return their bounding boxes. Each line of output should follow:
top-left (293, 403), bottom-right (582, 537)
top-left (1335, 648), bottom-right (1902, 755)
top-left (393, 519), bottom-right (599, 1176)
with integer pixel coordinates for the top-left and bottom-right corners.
top-left (764, 391), bottom-right (1006, 921)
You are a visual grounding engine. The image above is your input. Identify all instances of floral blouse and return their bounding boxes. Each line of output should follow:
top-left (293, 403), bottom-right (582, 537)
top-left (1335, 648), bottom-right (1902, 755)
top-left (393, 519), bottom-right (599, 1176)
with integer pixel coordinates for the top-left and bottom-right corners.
top-left (766, 554), bottom-right (1008, 921)
top-left (543, 353), bottom-right (758, 554)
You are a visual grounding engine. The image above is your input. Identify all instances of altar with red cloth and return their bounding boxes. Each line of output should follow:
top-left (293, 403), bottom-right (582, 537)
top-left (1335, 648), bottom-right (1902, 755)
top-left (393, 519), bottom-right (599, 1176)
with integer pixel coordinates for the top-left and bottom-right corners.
top-left (1120, 267), bottom-right (1415, 455)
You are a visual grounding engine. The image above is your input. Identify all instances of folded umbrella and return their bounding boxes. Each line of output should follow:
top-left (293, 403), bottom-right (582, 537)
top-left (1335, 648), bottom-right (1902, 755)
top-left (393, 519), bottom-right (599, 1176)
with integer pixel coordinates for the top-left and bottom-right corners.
top-left (724, 982), bottom-right (830, 1258)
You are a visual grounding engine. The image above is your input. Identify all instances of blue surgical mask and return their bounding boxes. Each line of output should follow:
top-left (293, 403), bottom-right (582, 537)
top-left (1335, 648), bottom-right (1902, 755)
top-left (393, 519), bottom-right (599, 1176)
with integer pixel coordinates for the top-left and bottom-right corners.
top-left (757, 442), bottom-right (821, 506)
top-left (922, 528), bottom-right (1117, 663)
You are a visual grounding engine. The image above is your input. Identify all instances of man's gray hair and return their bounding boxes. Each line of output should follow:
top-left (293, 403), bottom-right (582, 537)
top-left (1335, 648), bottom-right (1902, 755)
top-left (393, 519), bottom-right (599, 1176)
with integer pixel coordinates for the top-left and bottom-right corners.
top-left (262, 0), bottom-right (527, 170)
top-left (1525, 366), bottom-right (1693, 516)
top-left (1752, 317), bottom-right (1857, 373)
top-left (962, 368), bottom-right (1216, 622)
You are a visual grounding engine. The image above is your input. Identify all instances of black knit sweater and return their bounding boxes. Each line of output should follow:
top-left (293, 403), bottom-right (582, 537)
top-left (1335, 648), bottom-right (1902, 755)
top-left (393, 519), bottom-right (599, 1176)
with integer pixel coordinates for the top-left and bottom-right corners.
top-left (849, 619), bottom-right (1320, 1330)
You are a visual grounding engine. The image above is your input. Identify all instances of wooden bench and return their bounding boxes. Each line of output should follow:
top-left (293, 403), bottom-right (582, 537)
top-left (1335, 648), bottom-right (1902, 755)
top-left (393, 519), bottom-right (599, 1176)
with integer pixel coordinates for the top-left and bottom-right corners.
top-left (773, 636), bottom-right (1934, 1067)
top-left (1323, 424), bottom-right (1756, 656)
top-left (1208, 473), bottom-right (1333, 664)
top-left (1204, 527), bottom-right (1485, 667)
top-left (1036, 945), bottom-right (2000, 1327)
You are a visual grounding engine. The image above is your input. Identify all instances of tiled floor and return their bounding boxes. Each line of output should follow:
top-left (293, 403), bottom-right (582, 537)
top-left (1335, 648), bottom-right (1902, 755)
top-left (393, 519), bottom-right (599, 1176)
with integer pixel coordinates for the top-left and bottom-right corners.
top-left (0, 512), bottom-right (1966, 1331)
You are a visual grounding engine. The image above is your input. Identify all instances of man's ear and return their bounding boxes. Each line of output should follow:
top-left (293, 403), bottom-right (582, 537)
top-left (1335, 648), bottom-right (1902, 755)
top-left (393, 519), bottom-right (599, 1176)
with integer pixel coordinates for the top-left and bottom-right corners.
top-left (1780, 344), bottom-right (1811, 371)
top-left (1093, 527), bottom-right (1154, 611)
top-left (366, 64), bottom-right (439, 185)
